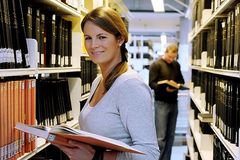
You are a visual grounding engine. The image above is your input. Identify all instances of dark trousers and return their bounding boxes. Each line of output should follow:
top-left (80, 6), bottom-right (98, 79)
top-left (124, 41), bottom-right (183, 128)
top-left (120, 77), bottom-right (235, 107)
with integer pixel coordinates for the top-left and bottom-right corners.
top-left (155, 101), bottom-right (178, 160)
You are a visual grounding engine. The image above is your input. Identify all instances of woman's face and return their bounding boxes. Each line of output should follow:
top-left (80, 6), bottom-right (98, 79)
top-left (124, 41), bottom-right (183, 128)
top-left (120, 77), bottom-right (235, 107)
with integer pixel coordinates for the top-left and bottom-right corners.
top-left (83, 21), bottom-right (123, 67)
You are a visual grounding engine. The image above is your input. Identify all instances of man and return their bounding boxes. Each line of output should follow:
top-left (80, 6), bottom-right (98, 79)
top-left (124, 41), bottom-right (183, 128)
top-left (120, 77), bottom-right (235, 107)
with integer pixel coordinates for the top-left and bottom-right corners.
top-left (149, 43), bottom-right (185, 160)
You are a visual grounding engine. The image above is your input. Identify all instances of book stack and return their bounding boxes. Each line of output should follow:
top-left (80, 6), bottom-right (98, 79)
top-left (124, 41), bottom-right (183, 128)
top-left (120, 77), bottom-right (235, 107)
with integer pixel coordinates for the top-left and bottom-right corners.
top-left (191, 2), bottom-right (240, 71)
top-left (22, 1), bottom-right (73, 68)
top-left (0, 79), bottom-right (36, 159)
top-left (80, 56), bottom-right (98, 96)
top-left (36, 78), bottom-right (73, 126)
top-left (0, 0), bottom-right (30, 69)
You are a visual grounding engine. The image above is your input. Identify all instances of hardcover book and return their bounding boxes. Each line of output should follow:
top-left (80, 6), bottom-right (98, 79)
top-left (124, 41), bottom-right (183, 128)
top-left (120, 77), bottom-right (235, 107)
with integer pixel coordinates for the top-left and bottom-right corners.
top-left (15, 122), bottom-right (144, 154)
top-left (157, 80), bottom-right (189, 90)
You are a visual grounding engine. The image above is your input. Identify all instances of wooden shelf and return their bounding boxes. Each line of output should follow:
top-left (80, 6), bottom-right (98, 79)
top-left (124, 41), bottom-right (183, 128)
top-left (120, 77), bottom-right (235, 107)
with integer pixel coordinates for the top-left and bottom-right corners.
top-left (17, 120), bottom-right (79, 160)
top-left (189, 0), bottom-right (235, 41)
top-left (191, 66), bottom-right (240, 78)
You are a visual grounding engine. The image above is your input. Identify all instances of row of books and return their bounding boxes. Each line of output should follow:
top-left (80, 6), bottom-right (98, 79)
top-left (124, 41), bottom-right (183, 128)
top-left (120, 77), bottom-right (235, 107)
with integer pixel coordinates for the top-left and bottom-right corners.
top-left (0, 0), bottom-right (30, 69)
top-left (214, 76), bottom-right (240, 146)
top-left (191, 70), bottom-right (240, 146)
top-left (22, 2), bottom-right (73, 67)
top-left (192, 70), bottom-right (215, 113)
top-left (192, 0), bottom-right (234, 29)
top-left (0, 79), bottom-right (36, 160)
top-left (192, 3), bottom-right (240, 70)
top-left (80, 56), bottom-right (98, 96)
top-left (192, 0), bottom-right (211, 29)
top-left (213, 135), bottom-right (234, 160)
top-left (36, 78), bottom-right (73, 126)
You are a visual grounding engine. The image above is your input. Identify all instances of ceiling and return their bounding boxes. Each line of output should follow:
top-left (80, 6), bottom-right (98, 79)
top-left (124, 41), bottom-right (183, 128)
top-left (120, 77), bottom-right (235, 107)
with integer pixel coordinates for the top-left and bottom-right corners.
top-left (122, 0), bottom-right (189, 13)
top-left (111, 0), bottom-right (191, 39)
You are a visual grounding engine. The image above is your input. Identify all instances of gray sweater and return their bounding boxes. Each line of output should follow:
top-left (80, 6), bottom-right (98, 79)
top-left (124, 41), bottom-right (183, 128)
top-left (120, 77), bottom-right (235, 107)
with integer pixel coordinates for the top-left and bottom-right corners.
top-left (79, 69), bottom-right (160, 160)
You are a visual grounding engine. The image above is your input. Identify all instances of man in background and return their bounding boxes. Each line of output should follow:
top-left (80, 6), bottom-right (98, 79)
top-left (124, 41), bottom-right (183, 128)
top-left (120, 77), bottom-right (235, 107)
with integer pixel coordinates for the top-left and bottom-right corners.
top-left (149, 43), bottom-right (185, 160)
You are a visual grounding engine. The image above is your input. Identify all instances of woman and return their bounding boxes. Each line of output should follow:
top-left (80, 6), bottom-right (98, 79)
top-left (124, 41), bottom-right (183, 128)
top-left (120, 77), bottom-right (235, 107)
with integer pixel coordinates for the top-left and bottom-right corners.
top-left (54, 7), bottom-right (160, 160)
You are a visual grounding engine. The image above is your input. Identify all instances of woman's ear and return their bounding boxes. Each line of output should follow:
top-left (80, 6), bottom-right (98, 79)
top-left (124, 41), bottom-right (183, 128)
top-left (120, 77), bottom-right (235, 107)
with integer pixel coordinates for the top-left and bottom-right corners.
top-left (118, 36), bottom-right (125, 46)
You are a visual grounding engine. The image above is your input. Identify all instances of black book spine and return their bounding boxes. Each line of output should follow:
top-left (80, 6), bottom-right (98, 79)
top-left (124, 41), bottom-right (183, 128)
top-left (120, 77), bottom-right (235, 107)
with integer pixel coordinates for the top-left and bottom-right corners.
top-left (234, 4), bottom-right (240, 70)
top-left (32, 8), bottom-right (41, 67)
top-left (237, 82), bottom-right (240, 146)
top-left (2, 0), bottom-right (14, 68)
top-left (55, 16), bottom-right (62, 67)
top-left (26, 6), bottom-right (32, 38)
top-left (0, 0), bottom-right (6, 69)
top-left (51, 14), bottom-right (56, 67)
top-left (214, 18), bottom-right (223, 69)
top-left (15, 0), bottom-right (29, 68)
top-left (221, 18), bottom-right (227, 69)
top-left (8, 0), bottom-right (23, 68)
top-left (45, 13), bottom-right (56, 67)
top-left (229, 11), bottom-right (235, 70)
top-left (67, 20), bottom-right (72, 67)
top-left (64, 20), bottom-right (68, 67)
top-left (40, 13), bottom-right (45, 67)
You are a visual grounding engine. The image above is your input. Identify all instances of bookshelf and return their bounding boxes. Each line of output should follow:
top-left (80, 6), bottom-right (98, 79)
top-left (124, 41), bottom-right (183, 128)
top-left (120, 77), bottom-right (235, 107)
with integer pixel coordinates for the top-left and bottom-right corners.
top-left (0, 0), bottom-right (102, 159)
top-left (189, 0), bottom-right (240, 159)
top-left (190, 91), bottom-right (240, 160)
top-left (188, 0), bottom-right (235, 42)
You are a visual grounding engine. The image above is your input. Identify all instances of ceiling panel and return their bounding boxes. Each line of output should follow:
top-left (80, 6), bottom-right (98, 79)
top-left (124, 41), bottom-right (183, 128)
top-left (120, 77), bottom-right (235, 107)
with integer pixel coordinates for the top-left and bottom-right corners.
top-left (122, 0), bottom-right (189, 13)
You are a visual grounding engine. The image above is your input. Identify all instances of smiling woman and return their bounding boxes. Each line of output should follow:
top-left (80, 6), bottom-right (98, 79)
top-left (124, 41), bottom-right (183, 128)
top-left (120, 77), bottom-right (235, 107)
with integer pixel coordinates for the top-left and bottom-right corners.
top-left (52, 6), bottom-right (160, 160)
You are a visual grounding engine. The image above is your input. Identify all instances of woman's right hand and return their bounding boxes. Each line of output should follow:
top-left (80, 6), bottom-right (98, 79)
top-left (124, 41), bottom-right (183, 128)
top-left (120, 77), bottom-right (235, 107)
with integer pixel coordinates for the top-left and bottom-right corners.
top-left (53, 140), bottom-right (95, 160)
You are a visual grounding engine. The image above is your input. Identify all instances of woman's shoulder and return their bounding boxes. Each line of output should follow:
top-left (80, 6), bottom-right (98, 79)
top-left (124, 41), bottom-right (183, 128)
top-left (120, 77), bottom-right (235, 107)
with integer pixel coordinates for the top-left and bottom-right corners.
top-left (116, 68), bottom-right (142, 84)
top-left (114, 68), bottom-right (151, 91)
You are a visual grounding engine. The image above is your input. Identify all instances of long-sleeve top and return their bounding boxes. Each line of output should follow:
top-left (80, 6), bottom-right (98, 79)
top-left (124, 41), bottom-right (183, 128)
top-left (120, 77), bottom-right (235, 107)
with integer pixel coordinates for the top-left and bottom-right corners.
top-left (149, 58), bottom-right (185, 102)
top-left (79, 69), bottom-right (160, 160)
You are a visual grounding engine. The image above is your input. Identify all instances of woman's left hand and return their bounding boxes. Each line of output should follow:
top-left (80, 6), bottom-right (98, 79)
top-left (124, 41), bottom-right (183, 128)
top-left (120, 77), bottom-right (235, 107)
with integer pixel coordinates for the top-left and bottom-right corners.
top-left (53, 140), bottom-right (96, 160)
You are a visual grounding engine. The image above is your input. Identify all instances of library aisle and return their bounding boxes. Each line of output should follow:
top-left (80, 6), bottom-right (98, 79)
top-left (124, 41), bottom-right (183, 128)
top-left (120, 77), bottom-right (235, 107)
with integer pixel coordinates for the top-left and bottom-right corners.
top-left (171, 92), bottom-right (189, 160)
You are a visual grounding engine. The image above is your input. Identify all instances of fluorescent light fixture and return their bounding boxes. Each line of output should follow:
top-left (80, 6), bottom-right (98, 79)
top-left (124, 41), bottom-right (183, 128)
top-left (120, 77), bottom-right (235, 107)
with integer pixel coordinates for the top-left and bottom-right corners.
top-left (160, 34), bottom-right (167, 44)
top-left (151, 0), bottom-right (165, 12)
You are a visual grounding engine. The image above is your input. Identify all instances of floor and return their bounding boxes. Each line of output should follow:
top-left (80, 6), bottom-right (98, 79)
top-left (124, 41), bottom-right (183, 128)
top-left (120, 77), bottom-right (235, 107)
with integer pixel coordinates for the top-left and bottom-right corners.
top-left (171, 146), bottom-right (188, 160)
top-left (171, 91), bottom-right (190, 160)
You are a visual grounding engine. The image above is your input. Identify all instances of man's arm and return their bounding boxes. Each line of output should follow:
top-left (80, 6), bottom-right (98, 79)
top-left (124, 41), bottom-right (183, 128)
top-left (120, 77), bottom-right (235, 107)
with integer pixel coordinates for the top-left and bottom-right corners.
top-left (149, 62), bottom-right (159, 90)
top-left (176, 63), bottom-right (185, 84)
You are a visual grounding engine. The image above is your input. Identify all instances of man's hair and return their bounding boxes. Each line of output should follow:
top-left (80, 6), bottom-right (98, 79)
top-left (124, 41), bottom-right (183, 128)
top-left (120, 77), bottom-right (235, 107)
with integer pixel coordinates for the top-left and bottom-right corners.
top-left (165, 43), bottom-right (178, 54)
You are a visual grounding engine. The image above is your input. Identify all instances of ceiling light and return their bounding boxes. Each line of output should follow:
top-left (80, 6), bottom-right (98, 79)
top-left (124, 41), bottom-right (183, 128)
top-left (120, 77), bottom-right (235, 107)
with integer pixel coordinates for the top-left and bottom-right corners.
top-left (151, 0), bottom-right (165, 12)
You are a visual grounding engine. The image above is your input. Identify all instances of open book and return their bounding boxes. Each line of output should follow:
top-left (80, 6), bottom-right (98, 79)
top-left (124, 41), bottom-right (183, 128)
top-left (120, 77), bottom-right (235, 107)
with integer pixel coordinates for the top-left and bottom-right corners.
top-left (157, 80), bottom-right (189, 90)
top-left (15, 122), bottom-right (143, 154)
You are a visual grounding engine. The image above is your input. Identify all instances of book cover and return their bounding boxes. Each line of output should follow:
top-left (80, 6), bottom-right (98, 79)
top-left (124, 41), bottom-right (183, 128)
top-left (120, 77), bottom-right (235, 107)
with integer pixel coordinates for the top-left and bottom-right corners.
top-left (157, 80), bottom-right (189, 90)
top-left (15, 122), bottom-right (144, 155)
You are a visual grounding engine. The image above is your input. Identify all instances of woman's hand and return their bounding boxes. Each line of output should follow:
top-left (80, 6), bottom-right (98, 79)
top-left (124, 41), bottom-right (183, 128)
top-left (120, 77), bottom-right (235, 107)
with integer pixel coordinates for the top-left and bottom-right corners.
top-left (53, 140), bottom-right (95, 160)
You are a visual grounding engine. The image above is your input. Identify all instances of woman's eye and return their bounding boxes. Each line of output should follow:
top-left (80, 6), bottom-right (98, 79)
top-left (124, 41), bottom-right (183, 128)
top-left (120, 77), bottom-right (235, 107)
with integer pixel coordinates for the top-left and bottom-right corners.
top-left (85, 37), bottom-right (91, 40)
top-left (99, 36), bottom-right (106, 40)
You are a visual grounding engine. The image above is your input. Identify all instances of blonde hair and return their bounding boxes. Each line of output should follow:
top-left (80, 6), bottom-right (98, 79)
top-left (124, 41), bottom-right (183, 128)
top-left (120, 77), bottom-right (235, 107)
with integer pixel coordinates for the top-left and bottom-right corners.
top-left (81, 7), bottom-right (128, 91)
top-left (165, 43), bottom-right (178, 54)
